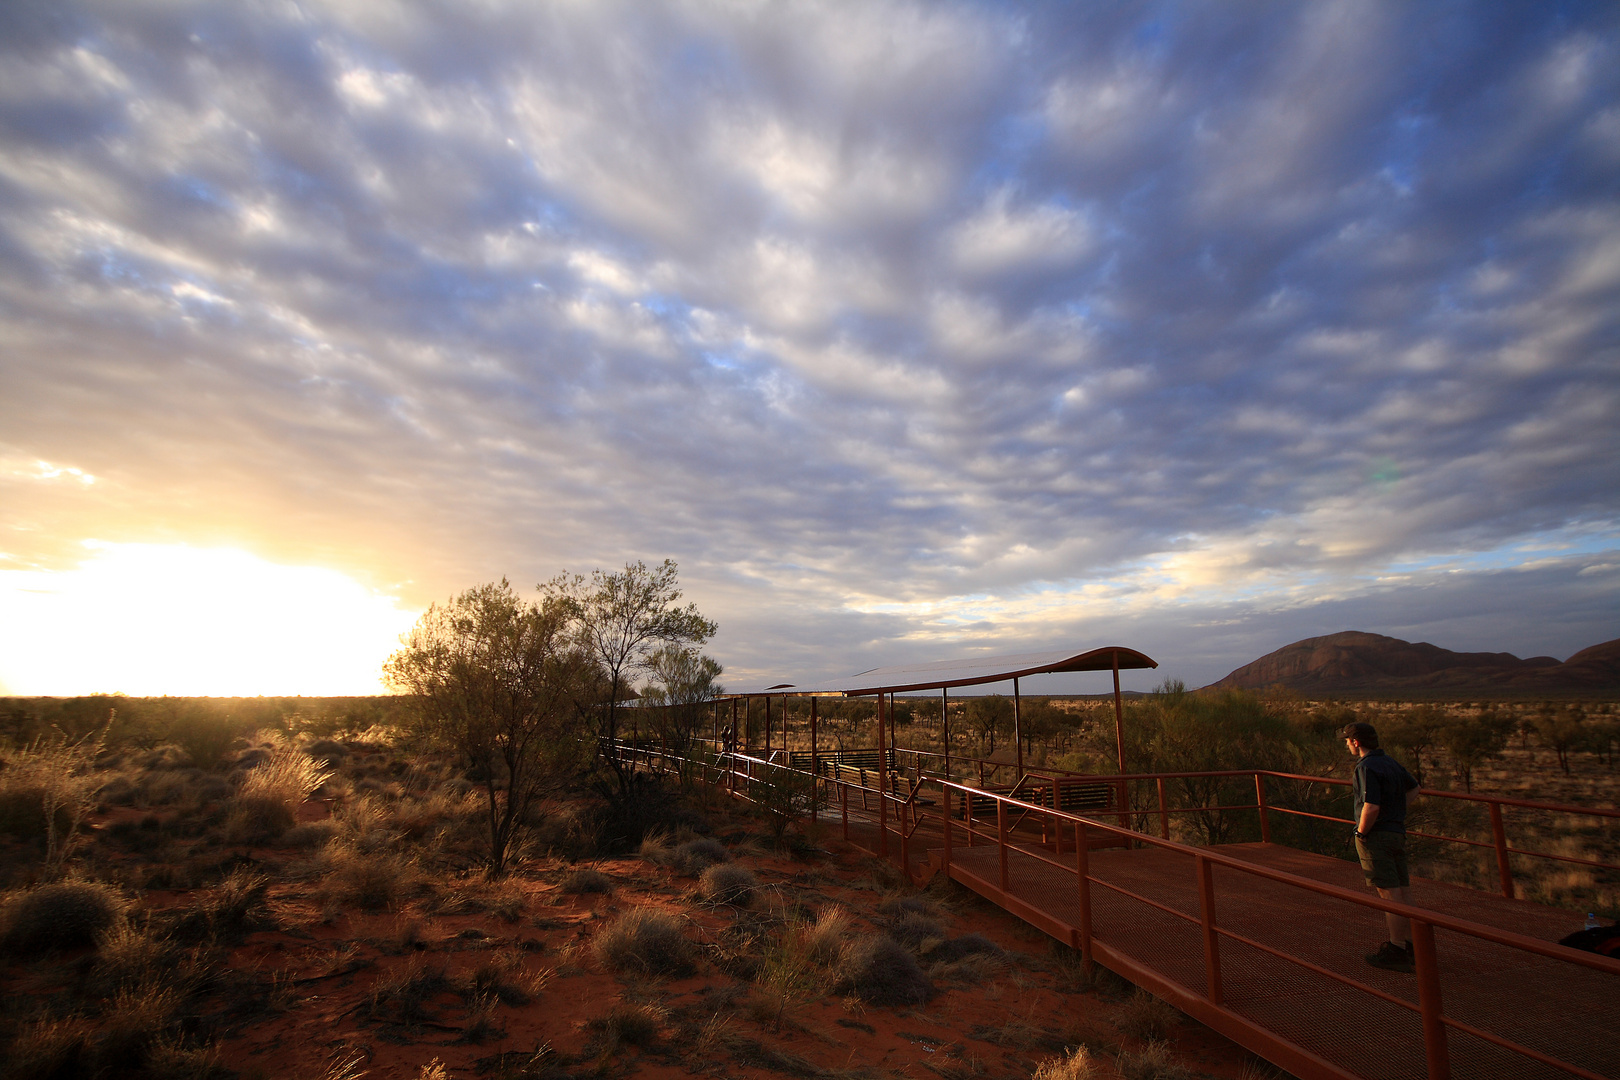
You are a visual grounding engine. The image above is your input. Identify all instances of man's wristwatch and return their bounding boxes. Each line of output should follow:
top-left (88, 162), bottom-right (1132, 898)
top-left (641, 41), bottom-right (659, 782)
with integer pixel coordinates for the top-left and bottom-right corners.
top-left (1354, 830), bottom-right (1369, 840)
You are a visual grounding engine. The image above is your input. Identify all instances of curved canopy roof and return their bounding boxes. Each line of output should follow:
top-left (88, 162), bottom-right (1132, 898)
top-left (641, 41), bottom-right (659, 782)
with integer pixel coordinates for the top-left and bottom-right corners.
top-left (724, 645), bottom-right (1157, 698)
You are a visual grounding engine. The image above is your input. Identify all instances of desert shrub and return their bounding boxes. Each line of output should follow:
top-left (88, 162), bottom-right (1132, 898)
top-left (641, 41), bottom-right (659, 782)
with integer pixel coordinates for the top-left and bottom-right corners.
top-left (926, 932), bottom-right (1003, 964)
top-left (561, 868), bottom-right (613, 894)
top-left (92, 920), bottom-right (190, 994)
top-left (1116, 1040), bottom-right (1190, 1080)
top-left (370, 954), bottom-right (452, 1025)
top-left (835, 935), bottom-right (934, 1006)
top-left (800, 904), bottom-right (851, 966)
top-left (466, 949), bottom-right (550, 1006)
top-left (136, 745), bottom-right (192, 770)
top-left (0, 729), bottom-right (104, 865)
top-left (237, 741), bottom-right (330, 814)
top-left (223, 793), bottom-right (297, 844)
top-left (530, 799), bottom-right (605, 860)
top-left (885, 908), bottom-right (947, 952)
top-left (1119, 988), bottom-right (1180, 1041)
top-left (698, 863), bottom-right (756, 905)
top-left (748, 764), bottom-right (824, 839)
top-left (1033, 1047), bottom-right (1103, 1080)
top-left (2, 878), bottom-right (125, 955)
top-left (139, 769), bottom-right (192, 806)
top-left (587, 1002), bottom-right (666, 1053)
top-left (592, 908), bottom-right (695, 977)
top-left (306, 739), bottom-right (348, 764)
top-left (4, 1017), bottom-right (92, 1079)
top-left (97, 983), bottom-right (183, 1065)
top-left (318, 844), bottom-right (419, 910)
top-left (167, 868), bottom-right (273, 945)
top-left (638, 831), bottom-right (672, 864)
top-left (284, 820), bottom-right (340, 848)
top-left (672, 837), bottom-right (730, 876)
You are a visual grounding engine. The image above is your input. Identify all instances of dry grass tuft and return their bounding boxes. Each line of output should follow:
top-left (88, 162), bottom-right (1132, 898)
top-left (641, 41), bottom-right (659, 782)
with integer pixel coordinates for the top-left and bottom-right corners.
top-left (317, 843), bottom-right (419, 910)
top-left (1118, 988), bottom-right (1180, 1042)
top-left (698, 862), bottom-right (756, 905)
top-left (1032, 1046), bottom-right (1104, 1080)
top-left (1116, 1040), bottom-right (1192, 1080)
top-left (2, 877), bottom-right (126, 955)
top-left (586, 1002), bottom-right (667, 1054)
top-left (592, 907), bottom-right (696, 978)
top-left (671, 837), bottom-right (730, 876)
top-left (835, 934), bottom-right (934, 1006)
top-left (560, 868), bottom-right (613, 894)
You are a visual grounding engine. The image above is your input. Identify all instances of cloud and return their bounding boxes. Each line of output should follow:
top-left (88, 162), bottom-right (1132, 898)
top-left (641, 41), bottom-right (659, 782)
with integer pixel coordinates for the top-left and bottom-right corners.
top-left (0, 0), bottom-right (1615, 693)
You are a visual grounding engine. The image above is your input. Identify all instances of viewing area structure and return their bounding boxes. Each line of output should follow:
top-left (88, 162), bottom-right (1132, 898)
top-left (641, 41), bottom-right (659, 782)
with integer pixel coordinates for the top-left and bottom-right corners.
top-left (607, 645), bottom-right (1620, 1080)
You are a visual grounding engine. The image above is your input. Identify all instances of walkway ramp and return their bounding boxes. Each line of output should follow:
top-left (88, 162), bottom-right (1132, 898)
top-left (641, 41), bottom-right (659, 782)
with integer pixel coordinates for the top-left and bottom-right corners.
top-left (938, 839), bottom-right (1617, 1080)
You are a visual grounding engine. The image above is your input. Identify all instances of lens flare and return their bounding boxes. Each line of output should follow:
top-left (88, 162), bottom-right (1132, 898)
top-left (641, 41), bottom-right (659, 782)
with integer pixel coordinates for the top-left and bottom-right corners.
top-left (0, 542), bottom-right (420, 696)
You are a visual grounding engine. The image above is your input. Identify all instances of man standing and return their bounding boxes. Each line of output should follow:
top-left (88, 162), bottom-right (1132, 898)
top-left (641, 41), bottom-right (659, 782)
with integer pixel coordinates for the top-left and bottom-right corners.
top-left (1343, 721), bottom-right (1421, 973)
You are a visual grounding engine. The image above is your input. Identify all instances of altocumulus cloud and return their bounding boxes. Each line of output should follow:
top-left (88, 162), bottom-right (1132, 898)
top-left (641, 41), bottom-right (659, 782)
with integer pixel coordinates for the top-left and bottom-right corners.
top-left (0, 0), bottom-right (1616, 691)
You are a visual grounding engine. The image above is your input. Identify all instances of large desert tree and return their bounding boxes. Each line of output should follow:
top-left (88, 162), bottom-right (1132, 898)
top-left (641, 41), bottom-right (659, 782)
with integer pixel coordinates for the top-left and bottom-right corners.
top-left (545, 559), bottom-right (716, 794)
top-left (384, 579), bottom-right (591, 876)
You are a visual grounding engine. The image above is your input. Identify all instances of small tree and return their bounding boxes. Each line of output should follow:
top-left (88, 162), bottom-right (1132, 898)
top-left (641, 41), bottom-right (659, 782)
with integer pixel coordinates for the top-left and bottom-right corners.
top-left (384, 580), bottom-right (591, 877)
top-left (640, 644), bottom-right (724, 787)
top-left (966, 695), bottom-right (1013, 756)
top-left (1439, 709), bottom-right (1514, 793)
top-left (1383, 705), bottom-right (1446, 786)
top-left (1532, 706), bottom-right (1586, 776)
top-left (545, 560), bottom-right (716, 796)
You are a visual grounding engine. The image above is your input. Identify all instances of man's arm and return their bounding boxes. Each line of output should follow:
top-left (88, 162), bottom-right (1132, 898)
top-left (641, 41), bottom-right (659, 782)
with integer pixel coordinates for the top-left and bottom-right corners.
top-left (1357, 801), bottom-right (1380, 835)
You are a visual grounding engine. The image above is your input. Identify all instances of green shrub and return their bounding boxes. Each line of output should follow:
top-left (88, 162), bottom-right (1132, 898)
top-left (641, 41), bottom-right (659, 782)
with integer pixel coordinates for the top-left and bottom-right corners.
top-left (698, 863), bottom-right (756, 905)
top-left (2, 879), bottom-right (125, 955)
top-left (835, 935), bottom-right (933, 1006)
top-left (592, 908), bottom-right (695, 977)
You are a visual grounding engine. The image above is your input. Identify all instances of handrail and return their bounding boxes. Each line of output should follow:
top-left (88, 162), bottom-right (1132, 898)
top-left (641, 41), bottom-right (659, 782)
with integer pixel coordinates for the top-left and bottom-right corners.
top-left (932, 776), bottom-right (1619, 1080)
top-left (603, 738), bottom-right (1618, 1080)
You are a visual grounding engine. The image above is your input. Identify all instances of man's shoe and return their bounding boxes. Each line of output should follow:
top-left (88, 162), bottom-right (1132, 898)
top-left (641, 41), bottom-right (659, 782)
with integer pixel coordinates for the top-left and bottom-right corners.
top-left (1365, 941), bottom-right (1415, 973)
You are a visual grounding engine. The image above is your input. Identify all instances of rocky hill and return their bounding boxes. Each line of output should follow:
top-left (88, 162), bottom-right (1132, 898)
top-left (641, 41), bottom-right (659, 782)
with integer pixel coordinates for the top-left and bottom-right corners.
top-left (1205, 631), bottom-right (1620, 697)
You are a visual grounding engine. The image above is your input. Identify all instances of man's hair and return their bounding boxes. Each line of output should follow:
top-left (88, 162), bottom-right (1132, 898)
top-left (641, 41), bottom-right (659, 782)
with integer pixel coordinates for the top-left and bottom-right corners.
top-left (1339, 721), bottom-right (1379, 748)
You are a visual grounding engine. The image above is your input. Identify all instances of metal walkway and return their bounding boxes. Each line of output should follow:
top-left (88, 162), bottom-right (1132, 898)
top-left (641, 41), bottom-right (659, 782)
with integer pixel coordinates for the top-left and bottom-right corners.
top-left (933, 838), bottom-right (1617, 1080)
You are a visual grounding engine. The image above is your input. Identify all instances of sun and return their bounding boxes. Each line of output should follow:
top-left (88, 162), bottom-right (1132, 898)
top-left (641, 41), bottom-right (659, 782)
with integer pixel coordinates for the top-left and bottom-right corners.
top-left (0, 542), bottom-right (421, 696)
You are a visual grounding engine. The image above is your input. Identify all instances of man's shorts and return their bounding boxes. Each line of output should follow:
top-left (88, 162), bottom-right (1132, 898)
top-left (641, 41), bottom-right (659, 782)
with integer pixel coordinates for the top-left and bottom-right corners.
top-left (1356, 829), bottom-right (1410, 889)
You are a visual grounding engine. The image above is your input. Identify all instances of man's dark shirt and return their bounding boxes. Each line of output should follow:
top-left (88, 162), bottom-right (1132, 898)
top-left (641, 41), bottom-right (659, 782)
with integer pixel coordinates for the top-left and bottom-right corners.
top-left (1352, 749), bottom-right (1419, 834)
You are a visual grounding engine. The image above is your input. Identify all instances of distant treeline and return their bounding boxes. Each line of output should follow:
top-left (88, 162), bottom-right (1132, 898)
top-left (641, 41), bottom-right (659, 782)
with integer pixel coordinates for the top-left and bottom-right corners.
top-left (0, 695), bottom-right (412, 768)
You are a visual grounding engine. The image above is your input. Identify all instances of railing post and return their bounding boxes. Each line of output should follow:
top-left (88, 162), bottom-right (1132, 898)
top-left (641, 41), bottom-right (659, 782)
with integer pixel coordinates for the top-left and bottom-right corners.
top-left (1412, 920), bottom-right (1450, 1080)
top-left (997, 798), bottom-right (1009, 892)
top-left (1156, 777), bottom-right (1170, 840)
top-left (1075, 820), bottom-right (1094, 974)
top-left (1196, 855), bottom-right (1222, 1006)
top-left (966, 789), bottom-right (975, 847)
top-left (1255, 773), bottom-right (1271, 843)
top-left (942, 785), bottom-right (953, 876)
top-left (841, 782), bottom-right (849, 841)
top-left (1489, 801), bottom-right (1513, 898)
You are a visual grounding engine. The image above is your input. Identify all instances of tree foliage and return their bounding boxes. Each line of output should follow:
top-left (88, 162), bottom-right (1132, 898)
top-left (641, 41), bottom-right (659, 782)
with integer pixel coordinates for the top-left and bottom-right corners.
top-left (384, 580), bottom-right (592, 876)
top-left (544, 560), bottom-right (716, 793)
top-left (1124, 681), bottom-right (1311, 845)
top-left (639, 644), bottom-right (724, 787)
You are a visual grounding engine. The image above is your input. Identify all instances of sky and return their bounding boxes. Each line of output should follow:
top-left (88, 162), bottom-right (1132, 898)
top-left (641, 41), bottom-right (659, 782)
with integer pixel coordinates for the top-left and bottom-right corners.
top-left (1, 1), bottom-right (1617, 697)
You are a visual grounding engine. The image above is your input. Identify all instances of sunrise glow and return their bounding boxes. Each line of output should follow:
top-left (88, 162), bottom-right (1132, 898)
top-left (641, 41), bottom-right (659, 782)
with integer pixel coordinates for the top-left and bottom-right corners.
top-left (0, 543), bottom-right (420, 696)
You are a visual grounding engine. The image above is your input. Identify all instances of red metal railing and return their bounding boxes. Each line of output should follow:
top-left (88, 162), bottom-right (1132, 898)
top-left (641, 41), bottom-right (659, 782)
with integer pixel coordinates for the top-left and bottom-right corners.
top-left (609, 741), bottom-right (1619, 1078)
top-left (932, 777), bottom-right (1620, 1080)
